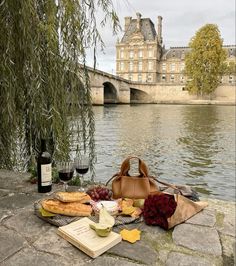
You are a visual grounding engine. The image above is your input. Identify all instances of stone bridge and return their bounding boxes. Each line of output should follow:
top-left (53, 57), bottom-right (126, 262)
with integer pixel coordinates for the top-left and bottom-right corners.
top-left (87, 67), bottom-right (235, 105)
top-left (88, 67), bottom-right (155, 104)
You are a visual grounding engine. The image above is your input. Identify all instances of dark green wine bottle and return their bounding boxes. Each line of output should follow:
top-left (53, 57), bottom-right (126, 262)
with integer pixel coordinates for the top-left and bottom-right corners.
top-left (37, 139), bottom-right (52, 193)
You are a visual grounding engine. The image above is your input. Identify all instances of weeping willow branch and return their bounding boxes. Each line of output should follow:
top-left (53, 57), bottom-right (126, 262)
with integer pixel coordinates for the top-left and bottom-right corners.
top-left (0, 0), bottom-right (120, 180)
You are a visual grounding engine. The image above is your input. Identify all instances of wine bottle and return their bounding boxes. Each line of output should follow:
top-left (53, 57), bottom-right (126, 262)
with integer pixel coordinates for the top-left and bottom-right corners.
top-left (37, 139), bottom-right (52, 193)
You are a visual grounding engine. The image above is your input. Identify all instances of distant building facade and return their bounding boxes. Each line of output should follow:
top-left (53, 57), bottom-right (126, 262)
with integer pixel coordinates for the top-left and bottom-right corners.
top-left (116, 13), bottom-right (236, 85)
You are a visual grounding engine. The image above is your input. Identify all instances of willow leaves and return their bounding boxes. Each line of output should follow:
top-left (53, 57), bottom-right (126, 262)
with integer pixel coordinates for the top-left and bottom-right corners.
top-left (0, 0), bottom-right (120, 180)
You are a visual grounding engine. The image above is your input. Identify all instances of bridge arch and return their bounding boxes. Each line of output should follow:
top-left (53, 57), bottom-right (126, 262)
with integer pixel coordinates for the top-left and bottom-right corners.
top-left (130, 88), bottom-right (151, 103)
top-left (103, 82), bottom-right (118, 104)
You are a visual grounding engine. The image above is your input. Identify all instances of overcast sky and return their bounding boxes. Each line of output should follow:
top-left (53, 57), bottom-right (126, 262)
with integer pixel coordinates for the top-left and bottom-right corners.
top-left (85, 0), bottom-right (235, 74)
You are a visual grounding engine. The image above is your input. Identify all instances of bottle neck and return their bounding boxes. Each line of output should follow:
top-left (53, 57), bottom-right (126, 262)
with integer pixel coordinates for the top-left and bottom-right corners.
top-left (41, 139), bottom-right (47, 152)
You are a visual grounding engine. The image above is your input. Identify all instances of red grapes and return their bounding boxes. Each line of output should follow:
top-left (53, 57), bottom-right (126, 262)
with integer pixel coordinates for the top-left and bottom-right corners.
top-left (86, 186), bottom-right (112, 201)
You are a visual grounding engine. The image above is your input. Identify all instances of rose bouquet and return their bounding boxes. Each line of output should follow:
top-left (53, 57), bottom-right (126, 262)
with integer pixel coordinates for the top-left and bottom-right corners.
top-left (143, 193), bottom-right (177, 230)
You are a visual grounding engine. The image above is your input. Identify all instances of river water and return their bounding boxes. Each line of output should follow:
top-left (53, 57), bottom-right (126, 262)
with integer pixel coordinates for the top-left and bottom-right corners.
top-left (92, 104), bottom-right (235, 201)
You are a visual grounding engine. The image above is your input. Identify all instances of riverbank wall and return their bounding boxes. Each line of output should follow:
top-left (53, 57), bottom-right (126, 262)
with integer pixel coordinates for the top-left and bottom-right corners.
top-left (153, 84), bottom-right (235, 105)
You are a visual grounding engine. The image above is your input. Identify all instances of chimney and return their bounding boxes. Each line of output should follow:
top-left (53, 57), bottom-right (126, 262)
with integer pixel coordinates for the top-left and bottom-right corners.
top-left (157, 16), bottom-right (163, 44)
top-left (125, 16), bottom-right (132, 32)
top-left (136, 12), bottom-right (142, 31)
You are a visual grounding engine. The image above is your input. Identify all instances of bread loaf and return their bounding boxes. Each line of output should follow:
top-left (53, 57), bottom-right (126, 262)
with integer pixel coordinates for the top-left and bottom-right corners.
top-left (54, 192), bottom-right (91, 203)
top-left (41, 199), bottom-right (92, 216)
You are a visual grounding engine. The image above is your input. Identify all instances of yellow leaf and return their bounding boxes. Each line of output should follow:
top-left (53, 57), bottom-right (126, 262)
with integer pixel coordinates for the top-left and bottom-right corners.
top-left (39, 207), bottom-right (56, 217)
top-left (120, 229), bottom-right (141, 243)
top-left (122, 199), bottom-right (134, 208)
top-left (131, 207), bottom-right (142, 218)
top-left (122, 206), bottom-right (136, 215)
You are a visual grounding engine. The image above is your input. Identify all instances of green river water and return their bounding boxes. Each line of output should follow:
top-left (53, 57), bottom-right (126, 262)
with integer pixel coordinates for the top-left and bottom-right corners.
top-left (92, 104), bottom-right (235, 201)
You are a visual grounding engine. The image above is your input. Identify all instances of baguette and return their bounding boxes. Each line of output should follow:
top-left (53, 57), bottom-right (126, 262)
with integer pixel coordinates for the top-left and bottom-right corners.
top-left (41, 199), bottom-right (92, 216)
top-left (54, 191), bottom-right (91, 203)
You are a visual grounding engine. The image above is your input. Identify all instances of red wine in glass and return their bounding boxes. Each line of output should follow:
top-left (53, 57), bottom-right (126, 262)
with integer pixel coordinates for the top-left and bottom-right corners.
top-left (75, 156), bottom-right (89, 191)
top-left (57, 162), bottom-right (74, 191)
top-left (59, 170), bottom-right (74, 181)
top-left (76, 167), bottom-right (89, 175)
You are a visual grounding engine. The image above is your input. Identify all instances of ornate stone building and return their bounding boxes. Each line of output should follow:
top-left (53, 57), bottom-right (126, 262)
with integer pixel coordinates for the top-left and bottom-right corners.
top-left (116, 13), bottom-right (236, 85)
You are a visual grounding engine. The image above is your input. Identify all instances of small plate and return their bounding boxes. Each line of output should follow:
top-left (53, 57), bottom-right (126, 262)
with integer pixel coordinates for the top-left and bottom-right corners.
top-left (93, 200), bottom-right (119, 215)
top-left (96, 201), bottom-right (118, 211)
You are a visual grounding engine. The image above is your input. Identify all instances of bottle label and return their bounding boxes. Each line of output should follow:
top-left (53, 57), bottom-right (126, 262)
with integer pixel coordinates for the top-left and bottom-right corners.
top-left (41, 164), bottom-right (52, 186)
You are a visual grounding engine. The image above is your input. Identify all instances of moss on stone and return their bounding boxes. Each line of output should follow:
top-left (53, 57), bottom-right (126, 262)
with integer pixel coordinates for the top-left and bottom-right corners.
top-left (142, 228), bottom-right (223, 266)
top-left (222, 254), bottom-right (235, 266)
top-left (215, 212), bottom-right (224, 228)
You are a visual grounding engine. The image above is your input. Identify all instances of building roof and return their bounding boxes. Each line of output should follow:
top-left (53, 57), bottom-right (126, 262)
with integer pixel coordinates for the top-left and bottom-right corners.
top-left (162, 45), bottom-right (236, 60)
top-left (121, 18), bottom-right (156, 42)
top-left (162, 47), bottom-right (190, 60)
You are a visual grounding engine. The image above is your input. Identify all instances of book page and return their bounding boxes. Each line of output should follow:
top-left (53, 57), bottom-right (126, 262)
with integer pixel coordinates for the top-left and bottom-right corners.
top-left (58, 217), bottom-right (120, 252)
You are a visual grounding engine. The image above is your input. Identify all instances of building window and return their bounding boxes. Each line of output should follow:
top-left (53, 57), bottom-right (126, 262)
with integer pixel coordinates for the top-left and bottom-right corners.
top-left (138, 61), bottom-right (142, 71)
top-left (180, 62), bottom-right (185, 71)
top-left (147, 74), bottom-right (152, 82)
top-left (229, 76), bottom-right (233, 83)
top-left (129, 50), bottom-right (134, 59)
top-left (148, 49), bottom-right (153, 58)
top-left (171, 63), bottom-right (175, 72)
top-left (162, 63), bottom-right (166, 71)
top-left (171, 74), bottom-right (175, 82)
top-left (120, 48), bottom-right (124, 59)
top-left (138, 50), bottom-right (143, 58)
top-left (181, 50), bottom-right (185, 59)
top-left (129, 74), bottom-right (132, 81)
top-left (138, 74), bottom-right (142, 82)
top-left (129, 61), bottom-right (133, 71)
top-left (148, 61), bottom-right (153, 71)
top-left (180, 76), bottom-right (184, 83)
top-left (120, 62), bottom-right (124, 71)
top-left (162, 75), bottom-right (166, 81)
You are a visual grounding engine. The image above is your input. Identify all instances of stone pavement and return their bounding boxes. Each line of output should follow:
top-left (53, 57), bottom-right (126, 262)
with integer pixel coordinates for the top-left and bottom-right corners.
top-left (0, 169), bottom-right (235, 266)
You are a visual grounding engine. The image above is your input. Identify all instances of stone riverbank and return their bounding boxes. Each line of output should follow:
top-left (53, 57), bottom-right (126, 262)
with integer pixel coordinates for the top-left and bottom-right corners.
top-left (0, 170), bottom-right (235, 266)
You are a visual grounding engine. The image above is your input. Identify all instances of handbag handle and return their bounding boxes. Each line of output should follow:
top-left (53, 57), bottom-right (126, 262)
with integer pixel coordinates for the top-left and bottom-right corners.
top-left (120, 156), bottom-right (149, 177)
top-left (150, 176), bottom-right (181, 192)
top-left (105, 156), bottom-right (182, 194)
top-left (105, 173), bottom-right (182, 194)
top-left (105, 156), bottom-right (148, 186)
top-left (105, 172), bottom-right (119, 186)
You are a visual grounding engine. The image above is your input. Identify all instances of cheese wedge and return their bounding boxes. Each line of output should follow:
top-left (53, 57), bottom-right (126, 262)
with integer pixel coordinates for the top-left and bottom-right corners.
top-left (41, 199), bottom-right (92, 216)
top-left (54, 192), bottom-right (91, 203)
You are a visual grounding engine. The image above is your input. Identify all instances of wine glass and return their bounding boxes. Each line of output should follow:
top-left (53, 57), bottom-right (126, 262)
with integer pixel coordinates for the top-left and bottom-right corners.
top-left (57, 161), bottom-right (75, 191)
top-left (74, 156), bottom-right (89, 192)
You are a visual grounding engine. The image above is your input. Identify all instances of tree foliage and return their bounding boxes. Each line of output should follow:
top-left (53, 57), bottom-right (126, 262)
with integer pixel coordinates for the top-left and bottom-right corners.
top-left (185, 24), bottom-right (227, 95)
top-left (226, 61), bottom-right (236, 75)
top-left (0, 0), bottom-right (119, 179)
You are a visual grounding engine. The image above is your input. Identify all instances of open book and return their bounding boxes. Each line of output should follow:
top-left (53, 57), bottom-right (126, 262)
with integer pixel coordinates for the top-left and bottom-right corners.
top-left (57, 217), bottom-right (122, 258)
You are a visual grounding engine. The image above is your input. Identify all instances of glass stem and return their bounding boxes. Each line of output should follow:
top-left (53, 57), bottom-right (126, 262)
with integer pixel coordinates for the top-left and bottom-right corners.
top-left (64, 182), bottom-right (68, 192)
top-left (80, 175), bottom-right (85, 191)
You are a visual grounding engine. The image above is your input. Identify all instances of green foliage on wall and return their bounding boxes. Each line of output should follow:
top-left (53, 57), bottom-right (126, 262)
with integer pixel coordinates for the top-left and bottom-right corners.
top-left (185, 24), bottom-right (227, 96)
top-left (0, 0), bottom-right (120, 180)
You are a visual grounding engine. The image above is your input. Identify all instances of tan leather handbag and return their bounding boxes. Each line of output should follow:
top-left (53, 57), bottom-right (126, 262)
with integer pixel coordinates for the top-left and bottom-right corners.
top-left (106, 156), bottom-right (159, 199)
